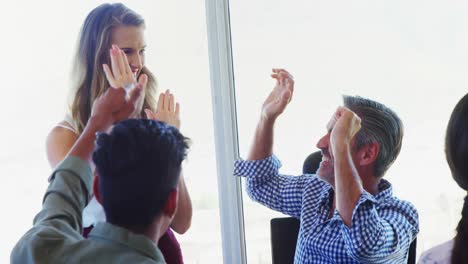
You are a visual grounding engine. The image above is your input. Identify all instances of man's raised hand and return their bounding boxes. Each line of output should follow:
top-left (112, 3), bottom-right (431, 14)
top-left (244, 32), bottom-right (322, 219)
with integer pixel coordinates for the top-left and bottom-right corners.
top-left (261, 68), bottom-right (294, 121)
top-left (329, 107), bottom-right (362, 152)
top-left (89, 85), bottom-right (143, 132)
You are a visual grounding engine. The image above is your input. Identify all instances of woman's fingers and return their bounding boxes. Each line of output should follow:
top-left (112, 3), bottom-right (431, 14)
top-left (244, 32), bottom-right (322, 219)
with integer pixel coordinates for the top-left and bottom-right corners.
top-left (107, 45), bottom-right (137, 89)
top-left (164, 90), bottom-right (170, 110)
top-left (168, 94), bottom-right (175, 112)
top-left (156, 89), bottom-right (178, 113)
top-left (121, 49), bottom-right (133, 77)
top-left (110, 47), bottom-right (121, 82)
top-left (113, 45), bottom-right (126, 78)
top-left (102, 64), bottom-right (116, 87)
top-left (175, 102), bottom-right (180, 116)
top-left (151, 90), bottom-right (181, 128)
top-left (118, 49), bottom-right (131, 77)
top-left (138, 73), bottom-right (148, 89)
top-left (144, 108), bottom-right (156, 119)
top-left (157, 92), bottom-right (165, 111)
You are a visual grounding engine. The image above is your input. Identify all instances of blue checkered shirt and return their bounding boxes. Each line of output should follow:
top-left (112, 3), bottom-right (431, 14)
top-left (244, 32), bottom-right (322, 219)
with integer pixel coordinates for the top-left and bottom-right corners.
top-left (234, 155), bottom-right (419, 264)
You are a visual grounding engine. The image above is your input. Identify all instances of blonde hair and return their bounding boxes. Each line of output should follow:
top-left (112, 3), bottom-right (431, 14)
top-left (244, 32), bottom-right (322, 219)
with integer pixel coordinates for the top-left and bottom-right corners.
top-left (70, 3), bottom-right (157, 134)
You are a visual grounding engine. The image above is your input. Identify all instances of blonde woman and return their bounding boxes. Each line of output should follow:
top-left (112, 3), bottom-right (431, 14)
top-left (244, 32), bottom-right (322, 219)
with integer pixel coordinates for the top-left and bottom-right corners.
top-left (46, 3), bottom-right (191, 263)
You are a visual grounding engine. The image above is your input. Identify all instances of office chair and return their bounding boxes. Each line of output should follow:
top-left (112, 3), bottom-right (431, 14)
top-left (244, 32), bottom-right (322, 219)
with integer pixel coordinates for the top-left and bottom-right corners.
top-left (270, 151), bottom-right (320, 264)
top-left (302, 150), bottom-right (322, 175)
top-left (270, 217), bottom-right (300, 264)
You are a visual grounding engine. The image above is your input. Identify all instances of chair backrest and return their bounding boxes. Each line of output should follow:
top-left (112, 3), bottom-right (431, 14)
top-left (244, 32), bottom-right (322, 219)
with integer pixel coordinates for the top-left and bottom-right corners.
top-left (302, 150), bottom-right (322, 174)
top-left (407, 237), bottom-right (417, 264)
top-left (270, 217), bottom-right (300, 264)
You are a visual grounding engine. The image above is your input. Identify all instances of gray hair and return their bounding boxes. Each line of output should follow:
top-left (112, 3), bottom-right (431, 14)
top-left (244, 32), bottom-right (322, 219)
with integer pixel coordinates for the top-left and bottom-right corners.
top-left (343, 95), bottom-right (403, 178)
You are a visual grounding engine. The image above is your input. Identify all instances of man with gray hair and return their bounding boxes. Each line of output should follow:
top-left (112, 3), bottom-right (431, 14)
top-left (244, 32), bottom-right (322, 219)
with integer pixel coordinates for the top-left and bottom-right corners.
top-left (234, 69), bottom-right (418, 263)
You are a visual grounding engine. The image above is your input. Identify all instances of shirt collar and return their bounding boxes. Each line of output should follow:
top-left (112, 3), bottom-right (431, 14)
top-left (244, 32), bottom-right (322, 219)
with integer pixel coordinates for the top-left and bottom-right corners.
top-left (319, 178), bottom-right (393, 206)
top-left (375, 178), bottom-right (393, 200)
top-left (88, 222), bottom-right (164, 261)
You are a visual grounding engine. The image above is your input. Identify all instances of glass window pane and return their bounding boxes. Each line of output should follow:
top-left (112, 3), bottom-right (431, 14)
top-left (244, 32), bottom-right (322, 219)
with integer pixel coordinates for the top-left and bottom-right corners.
top-left (1, 1), bottom-right (222, 263)
top-left (230, 0), bottom-right (468, 262)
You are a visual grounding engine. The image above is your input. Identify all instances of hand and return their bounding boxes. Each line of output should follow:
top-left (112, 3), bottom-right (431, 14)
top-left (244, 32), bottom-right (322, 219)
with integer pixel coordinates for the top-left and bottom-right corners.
top-left (102, 45), bottom-right (148, 118)
top-left (89, 85), bottom-right (143, 132)
top-left (329, 107), bottom-right (361, 152)
top-left (145, 89), bottom-right (181, 129)
top-left (261, 68), bottom-right (294, 121)
top-left (103, 45), bottom-right (137, 90)
top-left (130, 74), bottom-right (147, 118)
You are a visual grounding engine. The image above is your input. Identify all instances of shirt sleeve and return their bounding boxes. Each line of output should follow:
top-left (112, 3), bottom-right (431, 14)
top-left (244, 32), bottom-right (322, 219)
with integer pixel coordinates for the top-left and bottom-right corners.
top-left (339, 191), bottom-right (419, 263)
top-left (11, 156), bottom-right (92, 263)
top-left (234, 155), bottom-right (323, 218)
top-left (37, 156), bottom-right (93, 230)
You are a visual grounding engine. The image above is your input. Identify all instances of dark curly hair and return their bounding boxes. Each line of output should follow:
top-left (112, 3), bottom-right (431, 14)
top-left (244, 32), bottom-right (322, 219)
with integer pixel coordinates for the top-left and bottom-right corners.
top-left (92, 119), bottom-right (190, 229)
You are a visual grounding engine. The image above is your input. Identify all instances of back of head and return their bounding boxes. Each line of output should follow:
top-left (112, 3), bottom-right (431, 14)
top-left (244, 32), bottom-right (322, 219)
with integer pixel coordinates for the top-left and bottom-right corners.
top-left (445, 93), bottom-right (468, 264)
top-left (92, 119), bottom-right (189, 229)
top-left (343, 95), bottom-right (403, 178)
top-left (446, 93), bottom-right (468, 190)
top-left (71, 3), bottom-right (157, 133)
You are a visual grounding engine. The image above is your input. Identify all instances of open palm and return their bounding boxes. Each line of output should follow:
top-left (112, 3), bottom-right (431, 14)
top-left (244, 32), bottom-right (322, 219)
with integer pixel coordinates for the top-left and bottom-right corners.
top-left (102, 45), bottom-right (147, 117)
top-left (262, 69), bottom-right (294, 120)
top-left (145, 89), bottom-right (181, 129)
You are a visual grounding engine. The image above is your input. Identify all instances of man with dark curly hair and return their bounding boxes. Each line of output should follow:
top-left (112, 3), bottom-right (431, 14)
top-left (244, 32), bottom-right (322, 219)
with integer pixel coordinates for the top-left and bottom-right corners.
top-left (12, 85), bottom-right (189, 264)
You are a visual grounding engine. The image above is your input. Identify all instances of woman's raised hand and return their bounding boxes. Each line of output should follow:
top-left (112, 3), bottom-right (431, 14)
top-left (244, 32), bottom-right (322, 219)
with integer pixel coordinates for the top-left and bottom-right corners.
top-left (103, 44), bottom-right (137, 91)
top-left (103, 44), bottom-right (147, 117)
top-left (145, 90), bottom-right (181, 129)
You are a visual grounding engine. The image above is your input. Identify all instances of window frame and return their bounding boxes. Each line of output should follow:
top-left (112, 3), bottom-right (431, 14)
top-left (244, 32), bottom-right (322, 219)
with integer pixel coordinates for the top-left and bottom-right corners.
top-left (205, 0), bottom-right (247, 263)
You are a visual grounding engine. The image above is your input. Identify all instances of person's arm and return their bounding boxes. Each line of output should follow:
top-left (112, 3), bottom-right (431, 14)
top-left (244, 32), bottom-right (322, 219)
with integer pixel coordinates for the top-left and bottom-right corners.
top-left (330, 108), bottom-right (419, 261)
top-left (105, 44), bottom-right (193, 233)
top-left (329, 107), bottom-right (363, 227)
top-left (145, 90), bottom-right (192, 234)
top-left (51, 85), bottom-right (144, 221)
top-left (247, 69), bottom-right (293, 160)
top-left (46, 123), bottom-right (78, 168)
top-left (170, 173), bottom-right (192, 234)
top-left (340, 195), bottom-right (419, 263)
top-left (235, 155), bottom-right (324, 218)
top-left (235, 69), bottom-right (319, 218)
top-left (12, 85), bottom-right (143, 263)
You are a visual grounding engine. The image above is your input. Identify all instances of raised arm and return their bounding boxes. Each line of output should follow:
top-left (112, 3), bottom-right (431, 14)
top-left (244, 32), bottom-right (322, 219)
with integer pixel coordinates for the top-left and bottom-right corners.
top-left (104, 44), bottom-right (192, 233)
top-left (234, 69), bottom-right (316, 218)
top-left (11, 85), bottom-right (143, 263)
top-left (170, 172), bottom-right (192, 233)
top-left (329, 107), bottom-right (363, 227)
top-left (329, 107), bottom-right (419, 262)
top-left (70, 85), bottom-right (143, 161)
top-left (145, 90), bottom-right (192, 234)
top-left (248, 69), bottom-right (294, 160)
